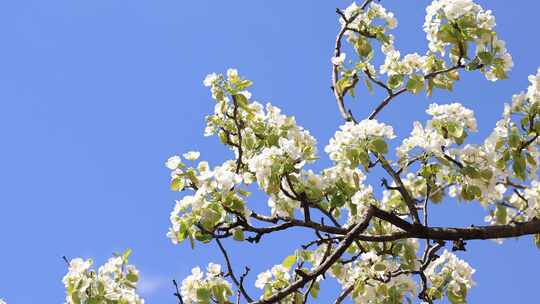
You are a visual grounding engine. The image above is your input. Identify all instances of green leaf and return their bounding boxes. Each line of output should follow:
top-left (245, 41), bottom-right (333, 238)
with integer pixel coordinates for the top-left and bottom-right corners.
top-left (526, 152), bottom-right (537, 167)
top-left (336, 77), bottom-right (352, 96)
top-left (461, 166), bottom-right (481, 179)
top-left (233, 229), bottom-right (244, 241)
top-left (534, 234), bottom-right (540, 249)
top-left (354, 37), bottom-right (372, 58)
top-left (233, 94), bottom-right (249, 107)
top-left (513, 152), bottom-right (527, 180)
top-left (310, 281), bottom-right (320, 298)
top-left (126, 272), bottom-right (139, 283)
top-left (406, 74), bottom-right (424, 94)
top-left (480, 169), bottom-right (493, 181)
top-left (235, 79), bottom-right (253, 91)
top-left (368, 138), bottom-right (388, 154)
top-left (123, 248), bottom-right (132, 260)
top-left (461, 184), bottom-right (481, 201)
top-left (282, 254), bottom-right (296, 269)
top-left (197, 287), bottom-right (212, 304)
top-left (495, 205), bottom-right (507, 224)
top-left (170, 178), bottom-right (185, 191)
top-left (534, 120), bottom-right (540, 133)
top-left (477, 51), bottom-right (493, 64)
top-left (387, 74), bottom-right (404, 89)
top-left (447, 289), bottom-right (465, 304)
top-left (437, 23), bottom-right (459, 44)
top-left (509, 131), bottom-right (521, 148)
top-left (373, 263), bottom-right (387, 272)
top-left (364, 77), bottom-right (373, 93)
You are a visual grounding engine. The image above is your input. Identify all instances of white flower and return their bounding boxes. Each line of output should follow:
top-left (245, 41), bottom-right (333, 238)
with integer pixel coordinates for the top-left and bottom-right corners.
top-left (227, 68), bottom-right (238, 79)
top-left (182, 151), bottom-right (200, 161)
top-left (203, 73), bottom-right (219, 87)
top-left (524, 181), bottom-right (540, 219)
top-left (255, 270), bottom-right (272, 289)
top-left (247, 147), bottom-right (284, 192)
top-left (63, 254), bottom-right (144, 304)
top-left (267, 194), bottom-right (300, 217)
top-left (180, 264), bottom-right (232, 304)
top-left (350, 186), bottom-right (374, 218)
top-left (214, 166), bottom-right (237, 190)
top-left (426, 103), bottom-right (477, 132)
top-left (278, 137), bottom-right (302, 160)
top-left (207, 263), bottom-right (222, 277)
top-left (397, 121), bottom-right (447, 158)
top-left (165, 155), bottom-right (182, 170)
top-left (442, 0), bottom-right (475, 19)
top-left (426, 250), bottom-right (475, 292)
top-left (68, 258), bottom-right (93, 276)
top-left (331, 53), bottom-right (346, 66)
top-left (181, 267), bottom-right (204, 303)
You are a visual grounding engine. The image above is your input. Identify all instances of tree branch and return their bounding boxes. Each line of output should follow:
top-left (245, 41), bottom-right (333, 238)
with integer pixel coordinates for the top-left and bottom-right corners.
top-left (376, 153), bottom-right (421, 224)
top-left (216, 239), bottom-right (254, 303)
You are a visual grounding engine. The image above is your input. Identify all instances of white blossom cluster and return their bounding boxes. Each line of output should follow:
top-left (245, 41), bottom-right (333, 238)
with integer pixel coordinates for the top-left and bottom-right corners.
top-left (62, 252), bottom-right (144, 304)
top-left (479, 68), bottom-right (540, 218)
top-left (397, 103), bottom-right (476, 159)
top-left (0, 299), bottom-right (6, 304)
top-left (330, 250), bottom-right (417, 303)
top-left (424, 0), bottom-right (512, 81)
top-left (325, 119), bottom-right (395, 168)
top-left (167, 69), bottom-right (322, 245)
top-left (254, 264), bottom-right (302, 303)
top-left (166, 158), bottom-right (247, 245)
top-left (339, 2), bottom-right (397, 35)
top-left (426, 103), bottom-right (477, 133)
top-left (180, 263), bottom-right (233, 304)
top-left (332, 1), bottom-right (398, 77)
top-left (255, 264), bottom-right (291, 290)
top-left (523, 181), bottom-right (540, 218)
top-left (380, 51), bottom-right (428, 77)
top-left (397, 122), bottom-right (446, 159)
top-left (426, 250), bottom-right (475, 302)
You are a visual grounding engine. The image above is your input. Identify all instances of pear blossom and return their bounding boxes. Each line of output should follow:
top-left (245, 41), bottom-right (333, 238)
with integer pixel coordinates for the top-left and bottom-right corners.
top-left (165, 155), bottom-right (182, 170)
top-left (326, 119), bottom-right (394, 165)
top-left (62, 253), bottom-right (144, 304)
top-left (180, 264), bottom-right (232, 304)
top-left (203, 73), bottom-right (219, 87)
top-left (426, 250), bottom-right (475, 300)
top-left (213, 164), bottom-right (241, 191)
top-left (426, 103), bottom-right (477, 132)
top-left (254, 265), bottom-right (292, 295)
top-left (183, 151), bottom-right (200, 161)
top-left (423, 0), bottom-right (512, 80)
top-left (331, 53), bottom-right (346, 66)
top-left (255, 270), bottom-right (273, 289)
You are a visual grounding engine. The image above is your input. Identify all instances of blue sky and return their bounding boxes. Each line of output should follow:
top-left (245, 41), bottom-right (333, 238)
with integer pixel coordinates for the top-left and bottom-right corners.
top-left (0, 0), bottom-right (539, 303)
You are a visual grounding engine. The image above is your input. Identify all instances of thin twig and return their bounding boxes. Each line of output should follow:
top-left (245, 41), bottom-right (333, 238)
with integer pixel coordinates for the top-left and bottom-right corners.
top-left (173, 279), bottom-right (185, 304)
top-left (215, 239), bottom-right (254, 302)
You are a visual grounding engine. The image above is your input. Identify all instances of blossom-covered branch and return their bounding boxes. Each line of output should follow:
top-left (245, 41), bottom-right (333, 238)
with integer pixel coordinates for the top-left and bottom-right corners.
top-left (53, 1), bottom-right (540, 304)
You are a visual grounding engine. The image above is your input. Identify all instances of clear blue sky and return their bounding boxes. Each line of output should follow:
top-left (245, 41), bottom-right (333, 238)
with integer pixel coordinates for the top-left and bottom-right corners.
top-left (0, 1), bottom-right (539, 303)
